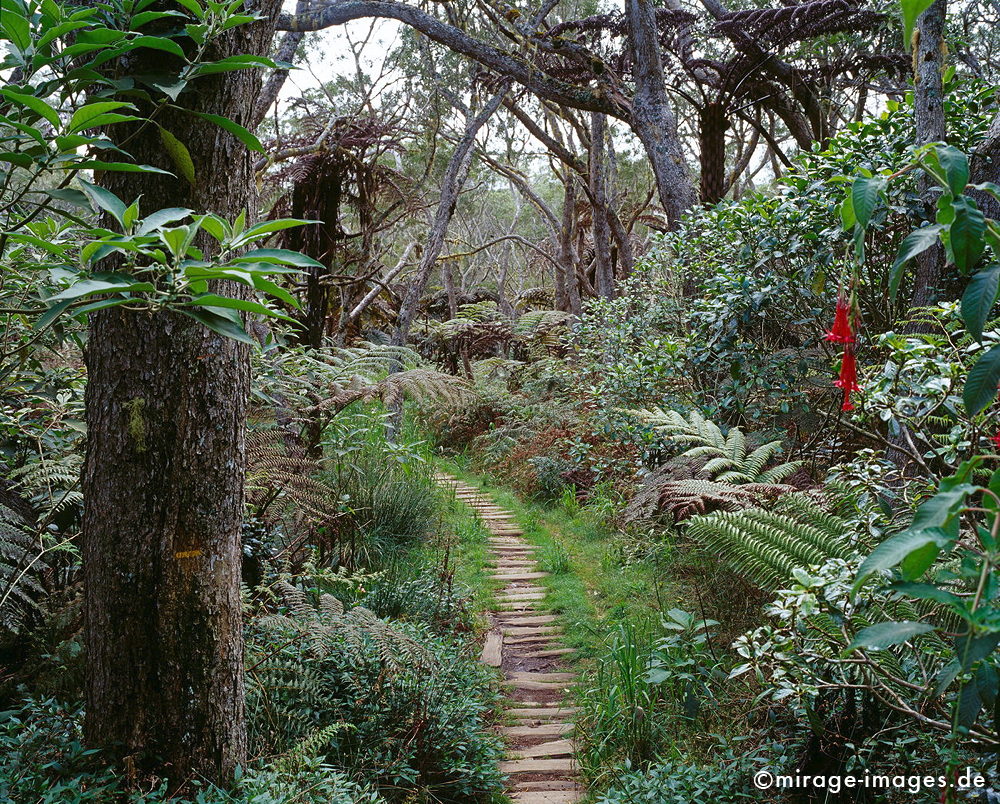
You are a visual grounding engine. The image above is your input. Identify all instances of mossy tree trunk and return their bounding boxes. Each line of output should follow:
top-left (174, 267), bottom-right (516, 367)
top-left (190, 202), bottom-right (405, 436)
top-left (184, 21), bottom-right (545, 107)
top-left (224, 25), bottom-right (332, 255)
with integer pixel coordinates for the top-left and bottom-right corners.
top-left (82, 3), bottom-right (280, 787)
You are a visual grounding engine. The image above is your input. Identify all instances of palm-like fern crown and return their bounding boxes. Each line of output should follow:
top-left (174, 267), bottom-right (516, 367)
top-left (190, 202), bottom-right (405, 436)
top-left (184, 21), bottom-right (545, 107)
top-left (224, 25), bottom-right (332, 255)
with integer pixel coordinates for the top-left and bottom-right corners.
top-left (630, 408), bottom-right (802, 484)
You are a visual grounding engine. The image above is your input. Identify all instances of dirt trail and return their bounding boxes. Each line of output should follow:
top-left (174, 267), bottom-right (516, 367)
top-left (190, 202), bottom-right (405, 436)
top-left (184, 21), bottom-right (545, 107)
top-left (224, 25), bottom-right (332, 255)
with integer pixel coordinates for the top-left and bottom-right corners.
top-left (436, 473), bottom-right (583, 804)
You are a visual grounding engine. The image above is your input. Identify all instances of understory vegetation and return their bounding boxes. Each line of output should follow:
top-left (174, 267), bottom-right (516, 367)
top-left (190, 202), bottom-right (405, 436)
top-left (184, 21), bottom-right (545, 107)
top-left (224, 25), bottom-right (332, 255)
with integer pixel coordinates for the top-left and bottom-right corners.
top-left (3, 0), bottom-right (1000, 800)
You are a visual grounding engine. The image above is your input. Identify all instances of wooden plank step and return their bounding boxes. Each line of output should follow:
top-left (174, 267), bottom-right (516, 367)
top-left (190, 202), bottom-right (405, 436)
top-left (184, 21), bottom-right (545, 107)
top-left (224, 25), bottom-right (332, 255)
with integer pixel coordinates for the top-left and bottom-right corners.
top-left (490, 572), bottom-right (549, 581)
top-left (506, 678), bottom-right (572, 691)
top-left (499, 758), bottom-right (575, 774)
top-left (513, 739), bottom-right (574, 759)
top-left (524, 648), bottom-right (575, 658)
top-left (499, 615), bottom-right (557, 626)
top-left (512, 791), bottom-right (580, 803)
top-left (508, 707), bottom-right (578, 719)
top-left (480, 631), bottom-right (503, 667)
top-left (502, 722), bottom-right (573, 738)
top-left (516, 780), bottom-right (582, 791)
top-left (510, 671), bottom-right (575, 683)
top-left (502, 626), bottom-right (561, 636)
top-left (505, 634), bottom-right (561, 645)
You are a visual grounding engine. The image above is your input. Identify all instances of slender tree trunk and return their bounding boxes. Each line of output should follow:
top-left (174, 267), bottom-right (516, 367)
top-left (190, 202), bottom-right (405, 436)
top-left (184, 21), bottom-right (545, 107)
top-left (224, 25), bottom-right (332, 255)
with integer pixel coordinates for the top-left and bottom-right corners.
top-left (590, 112), bottom-right (614, 299)
top-left (907, 0), bottom-right (947, 317)
top-left (83, 4), bottom-right (279, 786)
top-left (624, 0), bottom-right (697, 226)
top-left (699, 101), bottom-right (729, 205)
top-left (560, 174), bottom-right (583, 315)
top-left (392, 83), bottom-right (509, 346)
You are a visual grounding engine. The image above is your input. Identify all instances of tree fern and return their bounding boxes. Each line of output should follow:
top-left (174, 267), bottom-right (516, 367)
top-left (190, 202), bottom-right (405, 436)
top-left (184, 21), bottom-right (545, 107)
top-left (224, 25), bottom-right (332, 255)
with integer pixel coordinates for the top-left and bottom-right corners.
top-left (629, 408), bottom-right (801, 484)
top-left (685, 494), bottom-right (860, 591)
top-left (623, 476), bottom-right (794, 523)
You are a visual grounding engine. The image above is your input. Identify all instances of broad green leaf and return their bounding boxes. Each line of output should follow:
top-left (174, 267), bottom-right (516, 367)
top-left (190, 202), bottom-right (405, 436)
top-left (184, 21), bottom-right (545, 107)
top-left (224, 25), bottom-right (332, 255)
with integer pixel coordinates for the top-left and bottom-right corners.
top-left (939, 146), bottom-right (970, 195)
top-left (190, 54), bottom-right (276, 76)
top-left (892, 582), bottom-right (962, 607)
top-left (900, 0), bottom-right (935, 44)
top-left (0, 89), bottom-right (61, 128)
top-left (70, 161), bottom-right (172, 174)
top-left (131, 9), bottom-right (186, 27)
top-left (185, 294), bottom-right (295, 322)
top-left (956, 632), bottom-right (1000, 671)
top-left (1, 0), bottom-right (31, 51)
top-left (78, 179), bottom-right (126, 225)
top-left (946, 197), bottom-right (986, 273)
top-left (68, 101), bottom-right (136, 134)
top-left (850, 176), bottom-right (884, 229)
top-left (958, 682), bottom-right (982, 728)
top-left (193, 111), bottom-right (264, 153)
top-left (889, 224), bottom-right (942, 301)
top-left (847, 621), bottom-right (934, 651)
top-left (34, 298), bottom-right (74, 331)
top-left (251, 275), bottom-right (300, 309)
top-left (158, 126), bottom-right (195, 186)
top-left (233, 218), bottom-right (320, 245)
top-left (964, 344), bottom-right (1000, 415)
top-left (234, 248), bottom-right (321, 267)
top-left (854, 528), bottom-right (952, 591)
top-left (961, 265), bottom-right (1000, 341)
top-left (47, 275), bottom-right (152, 302)
top-left (179, 307), bottom-right (254, 344)
top-left (128, 35), bottom-right (186, 59)
top-left (136, 207), bottom-right (193, 235)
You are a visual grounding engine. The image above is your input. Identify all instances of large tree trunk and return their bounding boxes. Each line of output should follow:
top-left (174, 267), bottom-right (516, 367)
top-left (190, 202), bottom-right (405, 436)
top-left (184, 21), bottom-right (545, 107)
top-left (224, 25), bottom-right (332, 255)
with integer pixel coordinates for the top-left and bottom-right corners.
top-left (624, 0), bottom-right (697, 227)
top-left (590, 112), bottom-right (614, 299)
top-left (83, 5), bottom-right (280, 787)
top-left (560, 173), bottom-right (583, 315)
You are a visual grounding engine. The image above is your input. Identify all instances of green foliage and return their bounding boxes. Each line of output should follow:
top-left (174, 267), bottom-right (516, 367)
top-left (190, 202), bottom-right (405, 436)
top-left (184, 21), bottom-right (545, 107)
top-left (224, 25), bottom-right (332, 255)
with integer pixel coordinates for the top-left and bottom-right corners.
top-left (0, 696), bottom-right (382, 803)
top-left (0, 504), bottom-right (45, 637)
top-left (685, 494), bottom-right (860, 591)
top-left (595, 752), bottom-right (765, 804)
top-left (245, 575), bottom-right (505, 799)
top-left (631, 409), bottom-right (801, 483)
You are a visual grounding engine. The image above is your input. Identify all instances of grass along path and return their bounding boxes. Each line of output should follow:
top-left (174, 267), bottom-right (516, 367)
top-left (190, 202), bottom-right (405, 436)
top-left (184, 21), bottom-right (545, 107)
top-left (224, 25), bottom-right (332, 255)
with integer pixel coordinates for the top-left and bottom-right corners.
top-left (435, 471), bottom-right (584, 804)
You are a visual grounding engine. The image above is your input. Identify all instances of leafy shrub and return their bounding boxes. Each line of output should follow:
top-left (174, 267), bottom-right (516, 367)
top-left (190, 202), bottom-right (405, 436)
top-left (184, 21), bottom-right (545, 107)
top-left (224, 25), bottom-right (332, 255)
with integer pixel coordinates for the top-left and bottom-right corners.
top-left (245, 579), bottom-right (505, 801)
top-left (0, 696), bottom-right (382, 804)
top-left (595, 752), bottom-right (766, 804)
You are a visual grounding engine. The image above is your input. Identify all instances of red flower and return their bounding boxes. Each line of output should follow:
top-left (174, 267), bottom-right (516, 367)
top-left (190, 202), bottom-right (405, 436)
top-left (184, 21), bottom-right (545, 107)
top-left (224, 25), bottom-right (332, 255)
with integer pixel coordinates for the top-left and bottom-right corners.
top-left (825, 294), bottom-right (856, 344)
top-left (991, 432), bottom-right (1000, 450)
top-left (834, 346), bottom-right (861, 411)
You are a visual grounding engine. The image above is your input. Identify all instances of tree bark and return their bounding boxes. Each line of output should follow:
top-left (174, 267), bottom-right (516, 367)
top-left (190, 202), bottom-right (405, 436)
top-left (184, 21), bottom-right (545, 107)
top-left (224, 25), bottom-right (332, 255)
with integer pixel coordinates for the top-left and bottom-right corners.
top-left (624, 0), bottom-right (697, 226)
top-left (560, 173), bottom-right (583, 315)
top-left (590, 112), bottom-right (614, 299)
top-left (699, 101), bottom-right (729, 205)
top-left (83, 3), bottom-right (279, 786)
top-left (907, 0), bottom-right (947, 317)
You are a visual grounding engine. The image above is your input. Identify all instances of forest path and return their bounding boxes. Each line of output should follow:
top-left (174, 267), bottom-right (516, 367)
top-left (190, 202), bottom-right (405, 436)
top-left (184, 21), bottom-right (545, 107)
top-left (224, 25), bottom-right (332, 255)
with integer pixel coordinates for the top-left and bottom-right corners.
top-left (434, 473), bottom-right (584, 804)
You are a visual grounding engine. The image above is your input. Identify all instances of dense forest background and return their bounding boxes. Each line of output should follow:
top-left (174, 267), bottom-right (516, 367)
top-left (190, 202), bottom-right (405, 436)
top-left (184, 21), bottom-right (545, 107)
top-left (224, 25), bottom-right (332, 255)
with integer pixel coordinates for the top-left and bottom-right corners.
top-left (2, 0), bottom-right (1000, 800)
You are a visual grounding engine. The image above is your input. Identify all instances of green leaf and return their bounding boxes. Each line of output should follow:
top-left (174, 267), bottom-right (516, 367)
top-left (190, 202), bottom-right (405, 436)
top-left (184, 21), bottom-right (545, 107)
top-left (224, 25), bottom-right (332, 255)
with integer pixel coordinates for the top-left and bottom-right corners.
top-left (1, 0), bottom-right (31, 51)
top-left (956, 632), bottom-right (1000, 671)
top-left (185, 294), bottom-right (295, 322)
top-left (900, 0), bottom-right (935, 43)
top-left (128, 35), bottom-right (186, 58)
top-left (847, 621), bottom-right (934, 651)
top-left (158, 126), bottom-right (195, 186)
top-left (946, 197), bottom-right (986, 273)
top-left (78, 179), bottom-right (126, 226)
top-left (889, 225), bottom-right (942, 302)
top-left (232, 218), bottom-right (320, 245)
top-left (193, 111), bottom-right (264, 153)
top-left (959, 682), bottom-right (983, 728)
top-left (854, 528), bottom-right (952, 592)
top-left (961, 265), bottom-right (1000, 342)
top-left (251, 275), bottom-right (299, 309)
top-left (136, 207), bottom-right (193, 235)
top-left (938, 146), bottom-right (970, 195)
top-left (178, 307), bottom-right (254, 344)
top-left (964, 344), bottom-right (1000, 415)
top-left (234, 248), bottom-right (321, 267)
top-left (892, 582), bottom-right (962, 607)
top-left (47, 275), bottom-right (153, 302)
top-left (0, 89), bottom-right (61, 128)
top-left (190, 54), bottom-right (276, 76)
top-left (68, 101), bottom-right (136, 134)
top-left (34, 299), bottom-right (75, 331)
top-left (850, 176), bottom-right (884, 229)
top-left (68, 161), bottom-right (172, 175)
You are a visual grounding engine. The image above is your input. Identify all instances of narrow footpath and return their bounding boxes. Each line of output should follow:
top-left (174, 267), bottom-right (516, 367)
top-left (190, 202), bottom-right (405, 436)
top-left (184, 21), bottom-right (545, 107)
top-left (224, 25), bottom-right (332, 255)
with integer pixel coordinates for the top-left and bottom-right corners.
top-left (435, 473), bottom-right (583, 804)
